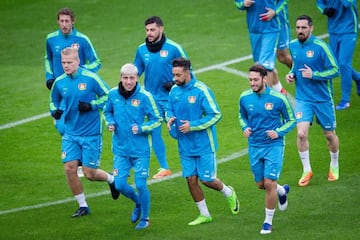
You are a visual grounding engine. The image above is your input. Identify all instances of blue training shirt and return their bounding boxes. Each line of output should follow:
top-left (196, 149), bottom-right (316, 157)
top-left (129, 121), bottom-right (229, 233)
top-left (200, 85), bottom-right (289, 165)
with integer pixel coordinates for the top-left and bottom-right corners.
top-left (166, 78), bottom-right (221, 156)
top-left (239, 86), bottom-right (296, 147)
top-left (45, 27), bottom-right (101, 81)
top-left (317, 0), bottom-right (358, 35)
top-left (289, 34), bottom-right (339, 102)
top-left (103, 83), bottom-right (162, 157)
top-left (134, 37), bottom-right (188, 101)
top-left (49, 67), bottom-right (109, 136)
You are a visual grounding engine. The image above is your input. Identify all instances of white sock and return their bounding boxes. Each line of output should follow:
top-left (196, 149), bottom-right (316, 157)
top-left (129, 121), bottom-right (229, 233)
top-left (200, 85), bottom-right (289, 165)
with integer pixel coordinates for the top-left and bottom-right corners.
top-left (277, 184), bottom-right (285, 196)
top-left (330, 151), bottom-right (339, 168)
top-left (74, 193), bottom-right (88, 207)
top-left (196, 199), bottom-right (211, 217)
top-left (272, 82), bottom-right (283, 92)
top-left (264, 208), bottom-right (275, 225)
top-left (220, 184), bottom-right (232, 197)
top-left (299, 150), bottom-right (311, 172)
top-left (107, 173), bottom-right (114, 184)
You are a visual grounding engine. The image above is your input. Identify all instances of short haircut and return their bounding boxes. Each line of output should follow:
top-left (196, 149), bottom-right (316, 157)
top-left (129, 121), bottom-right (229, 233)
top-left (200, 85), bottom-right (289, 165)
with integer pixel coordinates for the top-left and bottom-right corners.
top-left (61, 47), bottom-right (79, 59)
top-left (296, 15), bottom-right (313, 27)
top-left (249, 64), bottom-right (267, 78)
top-left (57, 7), bottom-right (75, 21)
top-left (145, 16), bottom-right (163, 27)
top-left (120, 63), bottom-right (138, 75)
top-left (172, 57), bottom-right (191, 71)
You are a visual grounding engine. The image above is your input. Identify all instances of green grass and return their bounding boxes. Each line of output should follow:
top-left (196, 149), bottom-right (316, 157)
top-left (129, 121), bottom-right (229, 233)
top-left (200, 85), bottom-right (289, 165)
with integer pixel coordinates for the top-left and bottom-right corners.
top-left (1, 0), bottom-right (360, 239)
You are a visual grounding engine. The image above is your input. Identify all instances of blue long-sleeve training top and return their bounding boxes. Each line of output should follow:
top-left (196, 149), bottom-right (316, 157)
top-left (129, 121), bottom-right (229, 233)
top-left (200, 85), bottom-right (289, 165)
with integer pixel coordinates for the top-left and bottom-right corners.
top-left (49, 67), bottom-right (109, 136)
top-left (166, 78), bottom-right (221, 156)
top-left (239, 86), bottom-right (296, 147)
top-left (103, 83), bottom-right (162, 157)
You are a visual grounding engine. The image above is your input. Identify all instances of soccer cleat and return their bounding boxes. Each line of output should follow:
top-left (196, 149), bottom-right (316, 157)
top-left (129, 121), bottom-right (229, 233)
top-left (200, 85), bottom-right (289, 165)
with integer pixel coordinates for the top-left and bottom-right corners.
top-left (152, 168), bottom-right (172, 179)
top-left (188, 215), bottom-right (213, 226)
top-left (260, 223), bottom-right (272, 234)
top-left (226, 186), bottom-right (240, 214)
top-left (278, 184), bottom-right (290, 211)
top-left (131, 205), bottom-right (141, 223)
top-left (108, 181), bottom-right (120, 200)
top-left (298, 171), bottom-right (313, 187)
top-left (280, 88), bottom-right (288, 96)
top-left (135, 219), bottom-right (150, 230)
top-left (335, 100), bottom-right (350, 110)
top-left (328, 167), bottom-right (339, 181)
top-left (71, 207), bottom-right (90, 218)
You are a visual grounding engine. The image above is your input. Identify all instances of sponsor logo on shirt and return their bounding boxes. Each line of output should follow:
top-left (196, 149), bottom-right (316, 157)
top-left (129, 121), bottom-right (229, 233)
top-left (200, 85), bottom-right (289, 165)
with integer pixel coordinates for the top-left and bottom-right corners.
top-left (188, 96), bottom-right (196, 104)
top-left (160, 50), bottom-right (168, 57)
top-left (265, 103), bottom-right (273, 110)
top-left (132, 99), bottom-right (140, 107)
top-left (71, 43), bottom-right (80, 49)
top-left (78, 83), bottom-right (87, 90)
top-left (306, 50), bottom-right (314, 58)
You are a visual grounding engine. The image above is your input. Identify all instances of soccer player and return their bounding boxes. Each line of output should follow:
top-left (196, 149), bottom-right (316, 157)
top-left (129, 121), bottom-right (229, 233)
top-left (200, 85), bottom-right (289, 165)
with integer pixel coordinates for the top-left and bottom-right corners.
top-left (317, 0), bottom-right (360, 110)
top-left (276, 0), bottom-right (292, 69)
top-left (166, 58), bottom-right (240, 226)
top-left (133, 16), bottom-right (189, 179)
top-left (239, 64), bottom-right (295, 234)
top-left (49, 47), bottom-right (117, 217)
top-left (45, 7), bottom-right (101, 135)
top-left (234, 0), bottom-right (288, 94)
top-left (103, 63), bottom-right (162, 230)
top-left (286, 15), bottom-right (340, 186)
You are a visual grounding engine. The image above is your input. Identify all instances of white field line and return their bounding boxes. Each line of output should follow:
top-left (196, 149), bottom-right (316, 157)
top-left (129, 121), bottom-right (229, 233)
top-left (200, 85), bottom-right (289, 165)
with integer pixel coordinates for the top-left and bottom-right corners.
top-left (0, 149), bottom-right (248, 216)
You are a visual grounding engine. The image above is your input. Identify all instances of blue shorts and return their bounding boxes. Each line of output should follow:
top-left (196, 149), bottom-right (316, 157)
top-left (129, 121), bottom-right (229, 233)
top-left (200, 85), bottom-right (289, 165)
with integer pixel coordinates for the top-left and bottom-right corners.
top-left (180, 153), bottom-right (217, 182)
top-left (249, 146), bottom-right (284, 182)
top-left (112, 155), bottom-right (149, 179)
top-left (250, 32), bottom-right (278, 70)
top-left (61, 134), bottom-right (102, 168)
top-left (295, 100), bottom-right (337, 131)
top-left (277, 21), bottom-right (291, 50)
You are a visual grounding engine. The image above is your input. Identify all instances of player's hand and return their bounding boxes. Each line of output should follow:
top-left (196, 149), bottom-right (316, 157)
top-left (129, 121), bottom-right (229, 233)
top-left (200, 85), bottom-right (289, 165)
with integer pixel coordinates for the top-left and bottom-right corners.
top-left (46, 79), bottom-right (54, 90)
top-left (266, 130), bottom-right (278, 139)
top-left (179, 120), bottom-right (190, 133)
top-left (108, 124), bottom-right (115, 132)
top-left (259, 7), bottom-right (275, 21)
top-left (299, 64), bottom-right (313, 79)
top-left (286, 73), bottom-right (296, 83)
top-left (324, 8), bottom-right (336, 17)
top-left (167, 117), bottom-right (176, 130)
top-left (78, 101), bottom-right (92, 112)
top-left (244, 0), bottom-right (255, 7)
top-left (243, 127), bottom-right (252, 138)
top-left (52, 109), bottom-right (63, 120)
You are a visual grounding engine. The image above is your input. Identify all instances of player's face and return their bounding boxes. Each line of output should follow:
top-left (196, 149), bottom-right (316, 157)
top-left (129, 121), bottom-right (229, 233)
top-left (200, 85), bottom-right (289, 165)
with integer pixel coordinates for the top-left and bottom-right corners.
top-left (61, 53), bottom-right (79, 75)
top-left (58, 14), bottom-right (74, 35)
top-left (121, 74), bottom-right (138, 91)
top-left (145, 23), bottom-right (163, 43)
top-left (249, 71), bottom-right (266, 93)
top-left (296, 20), bottom-right (313, 43)
top-left (172, 67), bottom-right (190, 86)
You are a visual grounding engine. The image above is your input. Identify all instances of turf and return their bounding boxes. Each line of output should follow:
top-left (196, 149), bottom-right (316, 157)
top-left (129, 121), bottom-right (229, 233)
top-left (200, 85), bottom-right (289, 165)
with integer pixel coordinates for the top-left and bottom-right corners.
top-left (0, 0), bottom-right (359, 239)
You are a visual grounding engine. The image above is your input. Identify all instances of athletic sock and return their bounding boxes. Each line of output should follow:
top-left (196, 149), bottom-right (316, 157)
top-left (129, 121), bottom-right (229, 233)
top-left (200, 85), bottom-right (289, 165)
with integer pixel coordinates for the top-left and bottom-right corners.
top-left (330, 150), bottom-right (339, 168)
top-left (75, 193), bottom-right (88, 208)
top-left (299, 150), bottom-right (311, 172)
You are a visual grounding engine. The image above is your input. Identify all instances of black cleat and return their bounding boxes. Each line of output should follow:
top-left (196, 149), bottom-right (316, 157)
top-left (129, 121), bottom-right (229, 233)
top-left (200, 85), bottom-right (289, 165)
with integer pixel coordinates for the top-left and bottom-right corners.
top-left (71, 207), bottom-right (90, 218)
top-left (109, 181), bottom-right (120, 200)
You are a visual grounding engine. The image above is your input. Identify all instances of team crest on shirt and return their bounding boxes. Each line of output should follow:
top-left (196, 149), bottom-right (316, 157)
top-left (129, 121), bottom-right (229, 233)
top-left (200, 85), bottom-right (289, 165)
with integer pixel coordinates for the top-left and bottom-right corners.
top-left (306, 50), bottom-right (314, 58)
top-left (61, 151), bottom-right (66, 159)
top-left (132, 99), bottom-right (140, 107)
top-left (78, 83), bottom-right (87, 90)
top-left (160, 50), bottom-right (168, 57)
top-left (265, 103), bottom-right (273, 110)
top-left (71, 43), bottom-right (80, 49)
top-left (188, 96), bottom-right (196, 104)
top-left (296, 112), bottom-right (303, 119)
